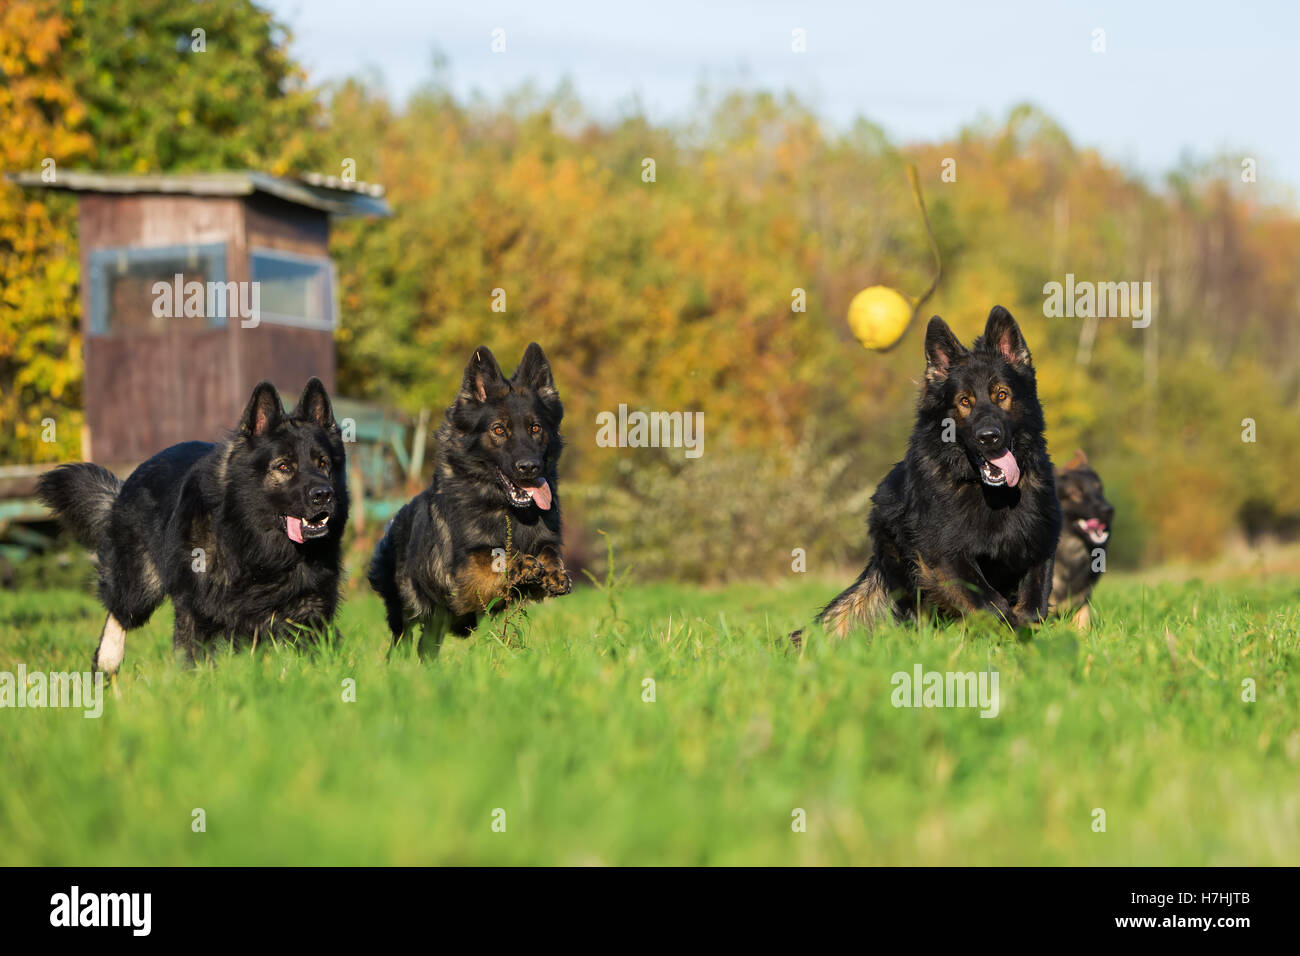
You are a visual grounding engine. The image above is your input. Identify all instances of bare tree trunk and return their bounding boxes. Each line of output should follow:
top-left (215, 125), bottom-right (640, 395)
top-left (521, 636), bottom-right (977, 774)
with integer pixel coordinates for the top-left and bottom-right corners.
top-left (1076, 314), bottom-right (1099, 367)
top-left (1144, 257), bottom-right (1160, 432)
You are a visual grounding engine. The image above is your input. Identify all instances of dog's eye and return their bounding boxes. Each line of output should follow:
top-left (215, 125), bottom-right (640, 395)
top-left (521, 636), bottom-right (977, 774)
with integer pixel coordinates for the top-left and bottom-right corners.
top-left (275, 461), bottom-right (293, 474)
top-left (530, 424), bottom-right (541, 436)
top-left (994, 388), bottom-right (1009, 403)
top-left (491, 424), bottom-right (506, 437)
top-left (958, 396), bottom-right (972, 408)
top-left (316, 458), bottom-right (328, 472)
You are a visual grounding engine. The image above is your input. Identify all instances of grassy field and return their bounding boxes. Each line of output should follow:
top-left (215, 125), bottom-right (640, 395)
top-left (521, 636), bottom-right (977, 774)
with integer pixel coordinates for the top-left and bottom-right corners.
top-left (1, 568), bottom-right (1298, 865)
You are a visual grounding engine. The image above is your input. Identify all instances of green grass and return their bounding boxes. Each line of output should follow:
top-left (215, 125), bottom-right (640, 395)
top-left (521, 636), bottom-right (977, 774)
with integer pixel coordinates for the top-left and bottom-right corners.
top-left (1, 571), bottom-right (1298, 865)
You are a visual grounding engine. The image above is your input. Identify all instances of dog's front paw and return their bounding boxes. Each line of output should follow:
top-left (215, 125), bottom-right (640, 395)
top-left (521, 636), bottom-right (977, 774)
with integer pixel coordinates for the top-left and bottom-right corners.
top-left (508, 553), bottom-right (545, 588)
top-left (543, 566), bottom-right (572, 596)
top-left (535, 550), bottom-right (571, 596)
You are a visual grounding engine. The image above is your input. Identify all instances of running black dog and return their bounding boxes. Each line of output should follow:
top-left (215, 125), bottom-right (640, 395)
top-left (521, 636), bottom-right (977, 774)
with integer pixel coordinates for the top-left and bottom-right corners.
top-left (37, 379), bottom-right (348, 671)
top-left (808, 307), bottom-right (1060, 639)
top-left (1049, 449), bottom-right (1114, 630)
top-left (368, 343), bottom-right (571, 656)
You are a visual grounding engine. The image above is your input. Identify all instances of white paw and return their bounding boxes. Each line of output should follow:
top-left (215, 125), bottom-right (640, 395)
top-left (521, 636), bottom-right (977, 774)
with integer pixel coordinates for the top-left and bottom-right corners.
top-left (94, 614), bottom-right (127, 673)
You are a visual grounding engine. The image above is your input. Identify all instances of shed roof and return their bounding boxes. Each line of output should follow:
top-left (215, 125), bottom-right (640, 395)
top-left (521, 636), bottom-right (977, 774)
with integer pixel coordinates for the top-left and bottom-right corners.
top-left (5, 170), bottom-right (391, 218)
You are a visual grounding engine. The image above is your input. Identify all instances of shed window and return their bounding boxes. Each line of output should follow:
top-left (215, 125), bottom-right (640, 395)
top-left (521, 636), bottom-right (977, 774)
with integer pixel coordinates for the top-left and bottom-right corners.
top-left (250, 248), bottom-right (336, 330)
top-left (87, 242), bottom-right (228, 335)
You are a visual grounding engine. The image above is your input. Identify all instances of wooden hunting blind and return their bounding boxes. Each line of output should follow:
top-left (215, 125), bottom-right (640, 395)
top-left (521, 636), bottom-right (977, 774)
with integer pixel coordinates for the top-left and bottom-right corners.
top-left (10, 170), bottom-right (390, 466)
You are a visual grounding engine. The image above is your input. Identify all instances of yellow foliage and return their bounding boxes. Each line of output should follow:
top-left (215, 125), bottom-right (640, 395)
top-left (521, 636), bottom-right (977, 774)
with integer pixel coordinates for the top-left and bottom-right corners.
top-left (0, 0), bottom-right (91, 463)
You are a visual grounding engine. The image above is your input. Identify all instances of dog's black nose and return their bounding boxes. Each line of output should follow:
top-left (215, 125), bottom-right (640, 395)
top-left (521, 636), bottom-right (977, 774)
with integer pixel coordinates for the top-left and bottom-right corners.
top-left (976, 427), bottom-right (1003, 450)
top-left (309, 485), bottom-right (334, 508)
top-left (514, 459), bottom-right (540, 480)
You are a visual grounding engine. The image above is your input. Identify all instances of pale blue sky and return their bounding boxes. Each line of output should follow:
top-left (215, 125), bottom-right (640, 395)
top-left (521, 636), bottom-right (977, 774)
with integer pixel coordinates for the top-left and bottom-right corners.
top-left (264, 0), bottom-right (1300, 202)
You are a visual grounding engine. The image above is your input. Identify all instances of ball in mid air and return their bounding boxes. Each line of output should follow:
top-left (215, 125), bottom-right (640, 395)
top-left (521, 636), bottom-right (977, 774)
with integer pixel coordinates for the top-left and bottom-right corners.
top-left (847, 285), bottom-right (914, 350)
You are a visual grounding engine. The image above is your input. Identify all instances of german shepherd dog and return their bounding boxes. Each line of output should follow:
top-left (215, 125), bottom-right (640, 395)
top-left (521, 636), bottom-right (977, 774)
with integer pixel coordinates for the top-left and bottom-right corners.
top-left (368, 343), bottom-right (571, 655)
top-left (807, 307), bottom-right (1060, 639)
top-left (37, 379), bottom-right (348, 672)
top-left (1049, 449), bottom-right (1114, 630)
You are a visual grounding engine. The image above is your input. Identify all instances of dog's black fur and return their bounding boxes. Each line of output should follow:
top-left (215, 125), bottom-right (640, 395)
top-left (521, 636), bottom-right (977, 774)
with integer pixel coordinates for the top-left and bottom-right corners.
top-left (808, 306), bottom-right (1060, 639)
top-left (37, 379), bottom-right (348, 671)
top-left (368, 343), bottom-right (571, 656)
top-left (1049, 449), bottom-right (1114, 630)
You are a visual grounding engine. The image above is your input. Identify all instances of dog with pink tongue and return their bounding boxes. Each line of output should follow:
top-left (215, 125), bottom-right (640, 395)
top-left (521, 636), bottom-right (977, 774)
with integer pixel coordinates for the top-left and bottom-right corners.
top-left (369, 344), bottom-right (571, 656)
top-left (799, 306), bottom-right (1061, 641)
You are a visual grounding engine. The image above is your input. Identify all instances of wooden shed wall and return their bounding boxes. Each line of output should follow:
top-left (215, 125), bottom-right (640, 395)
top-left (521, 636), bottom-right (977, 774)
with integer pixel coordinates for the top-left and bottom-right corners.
top-left (244, 193), bottom-right (330, 255)
top-left (76, 193), bottom-right (337, 464)
top-left (238, 193), bottom-right (336, 401)
top-left (78, 194), bottom-right (244, 462)
top-left (84, 330), bottom-right (234, 461)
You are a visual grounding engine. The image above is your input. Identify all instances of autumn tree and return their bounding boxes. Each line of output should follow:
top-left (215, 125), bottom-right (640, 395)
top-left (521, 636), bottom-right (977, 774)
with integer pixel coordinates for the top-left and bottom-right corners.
top-left (0, 0), bottom-right (325, 462)
top-left (0, 0), bottom-right (91, 462)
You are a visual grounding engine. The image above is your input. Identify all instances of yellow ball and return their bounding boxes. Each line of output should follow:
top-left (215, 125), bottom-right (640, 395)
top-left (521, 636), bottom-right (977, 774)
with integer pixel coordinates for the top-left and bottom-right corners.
top-left (847, 285), bottom-right (914, 350)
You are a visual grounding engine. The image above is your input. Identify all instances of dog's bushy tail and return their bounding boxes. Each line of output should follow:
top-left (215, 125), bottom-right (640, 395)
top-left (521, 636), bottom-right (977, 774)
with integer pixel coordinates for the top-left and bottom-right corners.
top-left (793, 560), bottom-right (891, 644)
top-left (36, 463), bottom-right (122, 552)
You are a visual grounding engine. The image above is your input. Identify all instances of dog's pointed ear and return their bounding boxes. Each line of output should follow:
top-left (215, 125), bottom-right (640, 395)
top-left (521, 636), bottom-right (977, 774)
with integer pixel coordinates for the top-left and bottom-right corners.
top-left (458, 346), bottom-right (507, 404)
top-left (292, 377), bottom-right (336, 430)
top-left (1064, 448), bottom-right (1088, 470)
top-left (985, 306), bottom-right (1032, 370)
top-left (924, 316), bottom-right (966, 382)
top-left (239, 381), bottom-right (284, 438)
top-left (512, 343), bottom-right (559, 401)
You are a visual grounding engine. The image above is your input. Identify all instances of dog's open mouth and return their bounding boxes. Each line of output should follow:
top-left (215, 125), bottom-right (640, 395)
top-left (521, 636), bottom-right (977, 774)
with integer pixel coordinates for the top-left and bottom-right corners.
top-left (498, 470), bottom-right (552, 511)
top-left (979, 449), bottom-right (1021, 488)
top-left (284, 512), bottom-right (331, 543)
top-left (1076, 517), bottom-right (1109, 545)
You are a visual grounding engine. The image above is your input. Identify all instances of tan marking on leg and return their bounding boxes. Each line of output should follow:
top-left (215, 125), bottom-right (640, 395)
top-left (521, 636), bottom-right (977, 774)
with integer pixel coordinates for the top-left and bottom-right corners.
top-left (450, 551), bottom-right (508, 615)
top-left (1071, 602), bottom-right (1091, 631)
top-left (913, 556), bottom-right (978, 616)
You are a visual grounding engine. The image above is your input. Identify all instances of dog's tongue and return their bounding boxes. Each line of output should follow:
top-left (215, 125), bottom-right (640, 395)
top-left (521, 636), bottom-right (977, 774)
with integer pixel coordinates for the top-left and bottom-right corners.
top-left (989, 450), bottom-right (1020, 488)
top-left (285, 516), bottom-right (304, 543)
top-left (526, 479), bottom-right (552, 511)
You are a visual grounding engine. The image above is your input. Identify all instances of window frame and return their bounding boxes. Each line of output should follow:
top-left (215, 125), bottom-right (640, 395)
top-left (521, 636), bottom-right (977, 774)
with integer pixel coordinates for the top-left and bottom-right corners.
top-left (86, 241), bottom-right (229, 336)
top-left (248, 246), bottom-right (338, 332)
